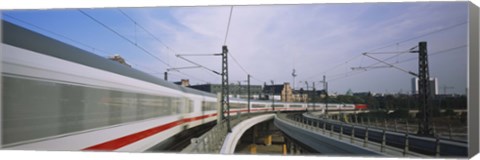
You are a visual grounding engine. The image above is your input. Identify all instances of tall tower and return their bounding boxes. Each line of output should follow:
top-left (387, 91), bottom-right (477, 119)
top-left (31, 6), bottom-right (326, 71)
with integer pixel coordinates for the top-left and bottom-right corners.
top-left (292, 69), bottom-right (297, 90)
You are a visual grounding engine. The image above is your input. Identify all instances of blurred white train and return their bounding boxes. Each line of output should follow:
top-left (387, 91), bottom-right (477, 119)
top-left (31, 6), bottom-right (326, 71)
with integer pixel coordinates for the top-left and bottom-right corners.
top-left (1, 21), bottom-right (366, 152)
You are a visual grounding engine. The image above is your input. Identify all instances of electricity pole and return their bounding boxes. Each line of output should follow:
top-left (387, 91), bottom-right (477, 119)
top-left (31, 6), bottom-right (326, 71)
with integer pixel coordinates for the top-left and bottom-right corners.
top-left (238, 81), bottom-right (241, 98)
top-left (416, 41), bottom-right (432, 136)
top-left (271, 80), bottom-right (275, 111)
top-left (313, 82), bottom-right (316, 111)
top-left (220, 45), bottom-right (231, 132)
top-left (304, 81), bottom-right (309, 110)
top-left (320, 75), bottom-right (328, 116)
top-left (247, 74), bottom-right (251, 114)
top-left (354, 41), bottom-right (432, 135)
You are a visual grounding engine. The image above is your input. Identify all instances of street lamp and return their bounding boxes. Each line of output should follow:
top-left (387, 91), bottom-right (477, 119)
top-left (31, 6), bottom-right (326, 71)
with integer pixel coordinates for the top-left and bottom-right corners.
top-left (271, 80), bottom-right (275, 111)
top-left (313, 82), bottom-right (316, 111)
top-left (237, 81), bottom-right (241, 98)
top-left (319, 75), bottom-right (328, 117)
top-left (304, 81), bottom-right (310, 111)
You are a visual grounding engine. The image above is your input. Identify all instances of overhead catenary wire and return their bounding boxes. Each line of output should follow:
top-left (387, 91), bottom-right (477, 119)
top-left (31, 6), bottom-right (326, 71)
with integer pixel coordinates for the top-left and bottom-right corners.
top-left (395, 44), bottom-right (467, 64)
top-left (220, 6), bottom-right (265, 83)
top-left (8, 10), bottom-right (223, 85)
top-left (3, 14), bottom-right (111, 56)
top-left (329, 70), bottom-right (367, 82)
top-left (304, 54), bottom-right (363, 80)
top-left (78, 9), bottom-right (171, 67)
top-left (119, 9), bottom-right (226, 83)
top-left (351, 49), bottom-right (413, 70)
top-left (134, 63), bottom-right (210, 83)
top-left (5, 13), bottom-right (208, 84)
top-left (362, 53), bottom-right (417, 76)
top-left (365, 21), bottom-right (467, 53)
top-left (133, 62), bottom-right (211, 83)
top-left (329, 44), bottom-right (467, 83)
top-left (303, 22), bottom-right (467, 82)
top-left (176, 55), bottom-right (221, 75)
top-left (224, 6), bottom-right (234, 45)
top-left (309, 21), bottom-right (468, 82)
top-left (229, 52), bottom-right (249, 75)
top-left (357, 44), bottom-right (467, 72)
top-left (250, 75), bottom-right (265, 84)
top-left (364, 49), bottom-right (415, 54)
top-left (117, 9), bottom-right (178, 56)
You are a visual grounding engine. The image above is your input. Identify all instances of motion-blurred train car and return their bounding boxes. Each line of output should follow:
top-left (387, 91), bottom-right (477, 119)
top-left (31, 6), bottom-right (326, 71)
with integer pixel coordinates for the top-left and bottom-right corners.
top-left (1, 20), bottom-right (360, 152)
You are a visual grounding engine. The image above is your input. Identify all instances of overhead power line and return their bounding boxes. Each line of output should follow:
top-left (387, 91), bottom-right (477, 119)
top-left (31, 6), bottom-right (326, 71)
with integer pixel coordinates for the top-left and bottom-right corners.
top-left (78, 9), bottom-right (171, 67)
top-left (351, 47), bottom-right (418, 72)
top-left (329, 70), bottom-right (366, 82)
top-left (229, 52), bottom-right (249, 75)
top-left (250, 75), bottom-right (265, 83)
top-left (220, 6), bottom-right (264, 84)
top-left (395, 44), bottom-right (467, 64)
top-left (175, 54), bottom-right (221, 75)
top-left (365, 50), bottom-right (415, 55)
top-left (366, 21), bottom-right (467, 52)
top-left (224, 6), bottom-right (234, 45)
top-left (117, 9), bottom-right (178, 55)
top-left (330, 44), bottom-right (467, 82)
top-left (118, 9), bottom-right (223, 84)
top-left (4, 14), bottom-right (111, 56)
top-left (362, 52), bottom-right (417, 77)
top-left (307, 21), bottom-right (467, 81)
top-left (304, 54), bottom-right (363, 80)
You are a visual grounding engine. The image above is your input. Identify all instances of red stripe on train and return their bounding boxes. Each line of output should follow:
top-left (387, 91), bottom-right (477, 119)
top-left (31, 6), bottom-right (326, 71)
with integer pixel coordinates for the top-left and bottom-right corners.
top-left (82, 108), bottom-right (305, 151)
top-left (82, 113), bottom-right (217, 151)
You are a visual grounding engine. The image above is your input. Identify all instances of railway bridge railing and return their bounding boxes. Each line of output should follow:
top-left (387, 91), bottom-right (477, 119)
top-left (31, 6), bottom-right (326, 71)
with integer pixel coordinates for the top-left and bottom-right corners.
top-left (180, 112), bottom-right (272, 153)
top-left (278, 112), bottom-right (467, 157)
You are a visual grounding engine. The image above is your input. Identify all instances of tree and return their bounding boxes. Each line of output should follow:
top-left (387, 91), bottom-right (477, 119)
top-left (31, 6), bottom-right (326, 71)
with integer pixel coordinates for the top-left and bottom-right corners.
top-left (388, 108), bottom-right (410, 119)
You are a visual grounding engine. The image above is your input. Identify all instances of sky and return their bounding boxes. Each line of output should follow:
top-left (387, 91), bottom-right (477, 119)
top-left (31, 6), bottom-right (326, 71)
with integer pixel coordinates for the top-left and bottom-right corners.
top-left (1, 2), bottom-right (469, 95)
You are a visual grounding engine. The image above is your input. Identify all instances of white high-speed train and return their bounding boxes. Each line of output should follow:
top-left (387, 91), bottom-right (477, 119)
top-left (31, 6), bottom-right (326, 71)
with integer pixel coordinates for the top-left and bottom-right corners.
top-left (1, 21), bottom-right (365, 152)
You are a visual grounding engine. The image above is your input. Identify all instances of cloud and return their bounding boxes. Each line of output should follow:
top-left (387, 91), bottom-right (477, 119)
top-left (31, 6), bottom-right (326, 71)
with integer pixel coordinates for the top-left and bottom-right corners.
top-left (135, 2), bottom-right (467, 94)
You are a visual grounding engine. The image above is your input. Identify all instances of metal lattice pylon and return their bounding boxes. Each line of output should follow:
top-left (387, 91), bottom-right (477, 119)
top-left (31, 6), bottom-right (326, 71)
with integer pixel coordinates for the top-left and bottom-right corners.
top-left (221, 45), bottom-right (231, 132)
top-left (417, 41), bottom-right (432, 135)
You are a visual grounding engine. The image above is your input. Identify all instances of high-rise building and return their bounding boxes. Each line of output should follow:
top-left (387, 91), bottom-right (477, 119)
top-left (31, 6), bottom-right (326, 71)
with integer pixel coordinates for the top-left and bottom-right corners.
top-left (411, 77), bottom-right (438, 96)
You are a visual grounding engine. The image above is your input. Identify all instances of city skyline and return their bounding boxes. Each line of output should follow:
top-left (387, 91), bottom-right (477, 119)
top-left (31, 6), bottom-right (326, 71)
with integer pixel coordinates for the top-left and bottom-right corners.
top-left (2, 2), bottom-right (468, 95)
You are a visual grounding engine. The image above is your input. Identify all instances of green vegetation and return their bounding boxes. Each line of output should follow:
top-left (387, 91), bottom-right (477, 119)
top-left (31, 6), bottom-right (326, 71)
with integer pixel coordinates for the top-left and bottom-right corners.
top-left (316, 93), bottom-right (466, 111)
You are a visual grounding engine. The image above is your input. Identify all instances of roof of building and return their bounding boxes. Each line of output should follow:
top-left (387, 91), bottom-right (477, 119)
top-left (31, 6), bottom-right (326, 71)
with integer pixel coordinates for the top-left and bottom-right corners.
top-left (293, 89), bottom-right (326, 95)
top-left (263, 85), bottom-right (284, 94)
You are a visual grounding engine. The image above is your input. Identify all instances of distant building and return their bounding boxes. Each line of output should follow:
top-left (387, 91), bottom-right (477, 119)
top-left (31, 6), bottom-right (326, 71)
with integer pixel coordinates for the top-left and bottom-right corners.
top-left (263, 82), bottom-right (294, 102)
top-left (346, 89), bottom-right (353, 96)
top-left (174, 79), bottom-right (190, 87)
top-left (291, 89), bottom-right (326, 103)
top-left (108, 54), bottom-right (131, 67)
top-left (353, 92), bottom-right (373, 97)
top-left (411, 77), bottom-right (438, 96)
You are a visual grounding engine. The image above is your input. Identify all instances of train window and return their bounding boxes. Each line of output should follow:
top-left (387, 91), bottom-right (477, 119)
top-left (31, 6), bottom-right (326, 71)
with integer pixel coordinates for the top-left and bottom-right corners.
top-left (252, 104), bottom-right (265, 108)
top-left (327, 105), bottom-right (337, 108)
top-left (202, 101), bottom-right (217, 111)
top-left (230, 102), bottom-right (247, 109)
top-left (344, 105), bottom-right (355, 108)
top-left (273, 104), bottom-right (285, 108)
top-left (289, 104), bottom-right (303, 108)
top-left (182, 99), bottom-right (194, 113)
